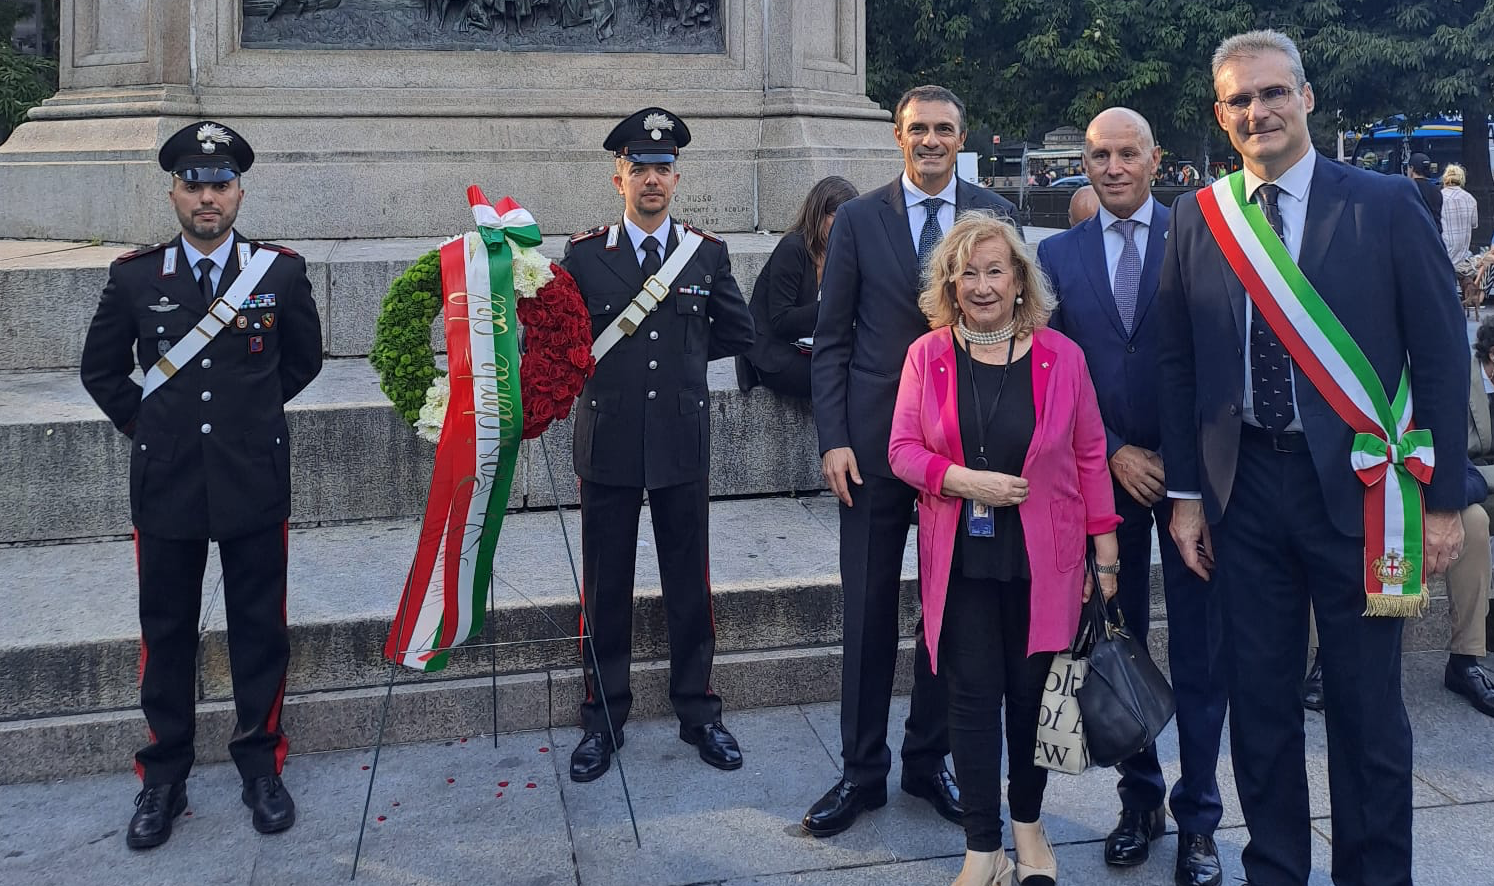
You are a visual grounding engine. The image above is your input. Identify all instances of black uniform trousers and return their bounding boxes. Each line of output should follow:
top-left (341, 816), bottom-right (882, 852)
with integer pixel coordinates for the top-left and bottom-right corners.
top-left (838, 471), bottom-right (949, 786)
top-left (578, 477), bottom-right (722, 734)
top-left (135, 521), bottom-right (290, 786)
top-left (1216, 436), bottom-right (1412, 886)
top-left (1110, 488), bottom-right (1228, 835)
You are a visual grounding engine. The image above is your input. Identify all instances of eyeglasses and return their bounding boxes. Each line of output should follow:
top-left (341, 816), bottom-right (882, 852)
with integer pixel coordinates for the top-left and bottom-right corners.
top-left (1216, 85), bottom-right (1299, 115)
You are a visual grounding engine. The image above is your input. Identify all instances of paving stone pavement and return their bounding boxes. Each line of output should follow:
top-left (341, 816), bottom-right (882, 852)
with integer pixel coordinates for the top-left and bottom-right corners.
top-left (1, 651), bottom-right (1489, 885)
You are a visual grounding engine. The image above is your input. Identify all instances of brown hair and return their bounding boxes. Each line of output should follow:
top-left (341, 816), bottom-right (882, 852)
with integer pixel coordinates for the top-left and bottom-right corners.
top-left (790, 175), bottom-right (859, 266)
top-left (918, 212), bottom-right (1055, 336)
top-left (894, 85), bottom-right (968, 133)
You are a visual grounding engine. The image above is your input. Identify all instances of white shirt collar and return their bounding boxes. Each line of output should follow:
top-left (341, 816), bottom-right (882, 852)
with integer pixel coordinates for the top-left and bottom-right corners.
top-left (1242, 148), bottom-right (1316, 202)
top-left (179, 234), bottom-right (235, 274)
top-left (622, 215), bottom-right (673, 253)
top-left (1096, 195), bottom-right (1156, 231)
top-left (902, 173), bottom-right (958, 208)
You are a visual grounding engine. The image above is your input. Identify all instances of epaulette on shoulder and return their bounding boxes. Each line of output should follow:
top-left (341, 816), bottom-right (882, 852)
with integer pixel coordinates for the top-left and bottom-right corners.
top-left (253, 241), bottom-right (300, 257)
top-left (115, 242), bottom-right (167, 263)
top-left (569, 225), bottom-right (609, 244)
top-left (683, 222), bottom-right (722, 244)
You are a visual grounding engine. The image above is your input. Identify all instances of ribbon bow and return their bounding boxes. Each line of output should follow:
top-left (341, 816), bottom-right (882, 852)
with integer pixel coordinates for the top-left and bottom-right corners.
top-left (468, 186), bottom-right (543, 251)
top-left (1351, 428), bottom-right (1435, 487)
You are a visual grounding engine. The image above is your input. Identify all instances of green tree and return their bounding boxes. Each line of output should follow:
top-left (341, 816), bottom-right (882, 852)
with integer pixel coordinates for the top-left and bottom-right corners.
top-left (0, 0), bottom-right (58, 145)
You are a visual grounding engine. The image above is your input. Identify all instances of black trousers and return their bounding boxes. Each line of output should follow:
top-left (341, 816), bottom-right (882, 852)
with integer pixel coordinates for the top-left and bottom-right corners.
top-left (578, 478), bottom-right (722, 733)
top-left (134, 522), bottom-right (290, 785)
top-left (1111, 487), bottom-right (1228, 834)
top-left (838, 471), bottom-right (949, 785)
top-left (941, 572), bottom-right (1053, 851)
top-left (1216, 438), bottom-right (1412, 886)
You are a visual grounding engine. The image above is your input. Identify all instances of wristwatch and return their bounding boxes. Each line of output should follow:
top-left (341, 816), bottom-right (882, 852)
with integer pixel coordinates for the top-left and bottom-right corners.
top-left (1094, 561), bottom-right (1121, 575)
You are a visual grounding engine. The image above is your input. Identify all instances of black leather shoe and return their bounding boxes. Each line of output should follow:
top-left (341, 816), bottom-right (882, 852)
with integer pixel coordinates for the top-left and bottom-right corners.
top-left (569, 730), bottom-right (623, 783)
top-left (1302, 652), bottom-right (1325, 712)
top-left (801, 777), bottom-right (887, 837)
top-left (241, 775), bottom-right (296, 834)
top-left (1175, 832), bottom-right (1223, 886)
top-left (679, 721), bottom-right (743, 770)
top-left (126, 782), bottom-right (187, 850)
top-left (900, 764), bottom-right (963, 825)
top-left (1104, 806), bottom-right (1166, 866)
top-left (1445, 659), bottom-right (1494, 717)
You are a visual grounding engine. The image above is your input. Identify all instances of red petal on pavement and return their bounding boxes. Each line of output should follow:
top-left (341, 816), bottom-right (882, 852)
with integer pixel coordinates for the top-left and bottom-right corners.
top-left (446, 777), bottom-right (455, 784)
top-left (498, 781), bottom-right (509, 787)
top-left (539, 747), bottom-right (550, 753)
top-left (376, 815), bottom-right (387, 822)
top-left (525, 782), bottom-right (537, 789)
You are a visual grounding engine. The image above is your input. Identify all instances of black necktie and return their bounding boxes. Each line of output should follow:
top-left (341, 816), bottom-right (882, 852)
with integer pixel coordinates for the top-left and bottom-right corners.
top-left (640, 235), bottom-right (662, 278)
top-left (196, 257), bottom-right (216, 304)
top-left (1250, 184), bottom-right (1295, 432)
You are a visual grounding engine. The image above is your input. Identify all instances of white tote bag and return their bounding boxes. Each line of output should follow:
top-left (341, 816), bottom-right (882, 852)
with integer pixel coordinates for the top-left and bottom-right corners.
top-left (1034, 651), bottom-right (1091, 774)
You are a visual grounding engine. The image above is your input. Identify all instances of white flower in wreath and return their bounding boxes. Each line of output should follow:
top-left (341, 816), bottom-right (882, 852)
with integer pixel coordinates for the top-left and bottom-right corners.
top-left (512, 246), bottom-right (554, 299)
top-left (415, 374), bottom-right (450, 444)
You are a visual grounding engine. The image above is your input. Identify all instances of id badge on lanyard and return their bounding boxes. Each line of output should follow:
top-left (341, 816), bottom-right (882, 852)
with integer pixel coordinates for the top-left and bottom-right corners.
top-left (964, 334), bottom-right (1015, 539)
top-left (967, 501), bottom-right (995, 537)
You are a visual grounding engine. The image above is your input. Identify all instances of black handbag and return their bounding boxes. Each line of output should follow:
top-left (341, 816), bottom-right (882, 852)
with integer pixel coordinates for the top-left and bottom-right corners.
top-left (1075, 558), bottom-right (1177, 767)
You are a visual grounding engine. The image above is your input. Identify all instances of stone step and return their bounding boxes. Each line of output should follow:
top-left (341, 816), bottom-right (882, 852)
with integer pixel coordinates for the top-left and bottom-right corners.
top-left (0, 233), bottom-right (777, 372)
top-left (0, 358), bottom-right (822, 542)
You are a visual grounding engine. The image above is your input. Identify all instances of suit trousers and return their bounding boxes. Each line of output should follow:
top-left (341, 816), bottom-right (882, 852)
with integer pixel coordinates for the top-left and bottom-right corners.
top-left (838, 471), bottom-right (949, 785)
top-left (578, 478), bottom-right (722, 734)
top-left (1215, 438), bottom-right (1412, 886)
top-left (1110, 488), bottom-right (1228, 834)
top-left (134, 522), bottom-right (291, 785)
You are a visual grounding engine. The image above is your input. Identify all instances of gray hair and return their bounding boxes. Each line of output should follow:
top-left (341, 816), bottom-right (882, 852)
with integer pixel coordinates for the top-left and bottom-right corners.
top-left (1211, 29), bottom-right (1307, 88)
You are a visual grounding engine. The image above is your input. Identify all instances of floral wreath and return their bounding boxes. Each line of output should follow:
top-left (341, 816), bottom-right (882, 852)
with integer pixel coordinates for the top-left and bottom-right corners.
top-left (371, 243), bottom-right (592, 443)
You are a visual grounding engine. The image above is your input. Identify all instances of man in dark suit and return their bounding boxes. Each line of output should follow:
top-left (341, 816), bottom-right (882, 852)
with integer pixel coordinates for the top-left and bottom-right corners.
top-left (802, 85), bottom-right (1020, 837)
top-left (1039, 107), bottom-right (1227, 886)
top-left (1407, 151), bottom-right (1443, 237)
top-left (80, 121), bottom-right (322, 849)
top-left (561, 107), bottom-right (755, 783)
top-left (1158, 31), bottom-right (1466, 886)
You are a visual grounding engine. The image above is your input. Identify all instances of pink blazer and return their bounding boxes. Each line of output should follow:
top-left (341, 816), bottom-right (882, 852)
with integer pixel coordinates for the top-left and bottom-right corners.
top-left (888, 326), bottom-right (1120, 669)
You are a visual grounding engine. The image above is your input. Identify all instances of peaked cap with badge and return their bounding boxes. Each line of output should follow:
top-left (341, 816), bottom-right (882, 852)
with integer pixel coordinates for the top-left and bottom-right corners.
top-left (159, 120), bottom-right (256, 183)
top-left (604, 107), bottom-right (691, 164)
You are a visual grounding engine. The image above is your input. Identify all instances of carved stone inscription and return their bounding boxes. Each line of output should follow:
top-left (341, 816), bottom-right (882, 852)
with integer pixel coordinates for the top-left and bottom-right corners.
top-left (241, 0), bottom-right (725, 53)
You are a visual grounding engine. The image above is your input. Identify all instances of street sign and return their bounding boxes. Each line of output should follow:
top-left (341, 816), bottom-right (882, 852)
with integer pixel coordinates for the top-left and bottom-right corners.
top-left (992, 135), bottom-right (1002, 145)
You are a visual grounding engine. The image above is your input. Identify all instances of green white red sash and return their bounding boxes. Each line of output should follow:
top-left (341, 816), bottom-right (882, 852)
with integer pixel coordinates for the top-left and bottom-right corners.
top-left (384, 188), bottom-right (541, 669)
top-left (1197, 173), bottom-right (1432, 616)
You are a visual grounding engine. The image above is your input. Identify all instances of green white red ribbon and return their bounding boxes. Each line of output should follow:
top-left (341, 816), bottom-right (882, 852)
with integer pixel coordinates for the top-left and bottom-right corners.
top-left (384, 188), bottom-right (540, 670)
top-left (1197, 173), bottom-right (1432, 616)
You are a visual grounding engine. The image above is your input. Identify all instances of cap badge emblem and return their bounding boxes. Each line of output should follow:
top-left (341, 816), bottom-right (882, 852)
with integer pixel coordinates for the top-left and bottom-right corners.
top-left (643, 113), bottom-right (674, 141)
top-left (196, 123), bottom-right (232, 155)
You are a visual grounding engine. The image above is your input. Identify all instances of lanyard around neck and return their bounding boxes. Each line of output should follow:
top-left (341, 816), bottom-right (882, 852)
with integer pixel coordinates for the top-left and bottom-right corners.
top-left (963, 335), bottom-right (1016, 470)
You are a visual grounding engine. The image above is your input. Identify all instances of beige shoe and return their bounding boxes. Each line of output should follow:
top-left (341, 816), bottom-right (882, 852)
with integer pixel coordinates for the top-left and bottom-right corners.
top-left (952, 848), bottom-right (1015, 886)
top-left (1011, 819), bottom-right (1057, 886)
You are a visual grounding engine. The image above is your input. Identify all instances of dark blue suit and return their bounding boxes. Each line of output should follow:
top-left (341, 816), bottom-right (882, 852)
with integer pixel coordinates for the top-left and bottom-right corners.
top-left (1158, 157), bottom-right (1466, 886)
top-left (1039, 201), bottom-right (1227, 837)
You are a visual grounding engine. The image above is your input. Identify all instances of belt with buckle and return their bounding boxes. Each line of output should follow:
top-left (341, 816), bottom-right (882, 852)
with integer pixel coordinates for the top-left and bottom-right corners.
top-left (1241, 423), bottom-right (1309, 454)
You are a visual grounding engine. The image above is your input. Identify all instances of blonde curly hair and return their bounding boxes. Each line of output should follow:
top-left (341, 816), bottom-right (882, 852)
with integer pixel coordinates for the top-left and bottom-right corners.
top-left (917, 212), bottom-right (1055, 335)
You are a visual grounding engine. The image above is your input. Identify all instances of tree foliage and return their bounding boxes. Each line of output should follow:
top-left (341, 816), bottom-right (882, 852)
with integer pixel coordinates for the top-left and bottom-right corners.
top-left (0, 0), bottom-right (58, 144)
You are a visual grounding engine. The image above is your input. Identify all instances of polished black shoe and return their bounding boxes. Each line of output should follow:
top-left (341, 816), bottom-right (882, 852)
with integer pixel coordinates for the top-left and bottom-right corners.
top-left (802, 777), bottom-right (887, 837)
top-left (679, 721), bottom-right (743, 770)
top-left (1103, 806), bottom-right (1166, 866)
top-left (900, 764), bottom-right (963, 825)
top-left (126, 782), bottom-right (188, 850)
top-left (1302, 651), bottom-right (1325, 712)
top-left (569, 730), bottom-right (623, 783)
top-left (1175, 832), bottom-right (1223, 886)
top-left (241, 775), bottom-right (296, 834)
top-left (1445, 659), bottom-right (1494, 717)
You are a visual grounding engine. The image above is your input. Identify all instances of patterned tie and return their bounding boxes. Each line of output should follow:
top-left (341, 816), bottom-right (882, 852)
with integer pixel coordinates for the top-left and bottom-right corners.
top-left (917, 197), bottom-right (944, 264)
top-left (1110, 219), bottom-right (1141, 336)
top-left (640, 235), bottom-right (662, 278)
top-left (1250, 183), bottom-right (1296, 432)
top-left (196, 257), bottom-right (215, 304)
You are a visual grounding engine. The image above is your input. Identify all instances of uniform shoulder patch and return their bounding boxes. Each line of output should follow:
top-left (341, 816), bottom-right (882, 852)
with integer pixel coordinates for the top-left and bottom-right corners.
top-left (253, 241), bottom-right (301, 257)
top-left (569, 225), bottom-right (609, 244)
top-left (115, 242), bottom-right (167, 263)
top-left (683, 222), bottom-right (722, 244)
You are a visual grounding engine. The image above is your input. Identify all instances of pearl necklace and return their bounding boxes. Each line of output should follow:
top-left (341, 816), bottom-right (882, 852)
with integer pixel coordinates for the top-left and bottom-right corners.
top-left (957, 318), bottom-right (1016, 345)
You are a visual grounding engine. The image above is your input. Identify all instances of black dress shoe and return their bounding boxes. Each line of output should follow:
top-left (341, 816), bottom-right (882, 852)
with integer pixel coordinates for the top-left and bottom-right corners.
top-left (569, 730), bottom-right (623, 783)
top-left (1302, 651), bottom-right (1325, 712)
top-left (679, 721), bottom-right (743, 770)
top-left (1104, 806), bottom-right (1166, 866)
top-left (1445, 659), bottom-right (1494, 717)
top-left (900, 764), bottom-right (963, 825)
top-left (241, 775), bottom-right (296, 834)
top-left (802, 777), bottom-right (887, 837)
top-left (126, 782), bottom-right (188, 850)
top-left (1175, 832), bottom-right (1223, 886)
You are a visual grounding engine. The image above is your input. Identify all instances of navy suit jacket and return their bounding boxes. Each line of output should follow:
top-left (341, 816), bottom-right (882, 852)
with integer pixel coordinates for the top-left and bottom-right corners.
top-left (1040, 200), bottom-right (1170, 459)
top-left (811, 177), bottom-right (1019, 477)
top-left (1157, 156), bottom-right (1467, 535)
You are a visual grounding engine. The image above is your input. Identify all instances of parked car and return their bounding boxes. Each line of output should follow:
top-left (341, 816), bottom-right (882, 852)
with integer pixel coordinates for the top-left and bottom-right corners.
top-left (1049, 174), bottom-right (1090, 188)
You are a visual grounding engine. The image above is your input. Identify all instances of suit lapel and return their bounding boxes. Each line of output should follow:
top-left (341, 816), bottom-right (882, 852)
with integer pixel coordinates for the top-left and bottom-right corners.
top-left (162, 235), bottom-right (206, 313)
top-left (877, 179), bottom-right (920, 291)
top-left (1131, 201), bottom-right (1169, 331)
top-left (1298, 157), bottom-right (1346, 297)
top-left (216, 231), bottom-right (245, 300)
top-left (1077, 216), bottom-right (1128, 339)
top-left (599, 218), bottom-right (645, 291)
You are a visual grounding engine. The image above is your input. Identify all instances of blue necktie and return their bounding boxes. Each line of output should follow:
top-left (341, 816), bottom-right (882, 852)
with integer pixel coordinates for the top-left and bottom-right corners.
top-left (917, 197), bottom-right (944, 264)
top-left (1250, 183), bottom-right (1296, 432)
top-left (1110, 219), bottom-right (1141, 336)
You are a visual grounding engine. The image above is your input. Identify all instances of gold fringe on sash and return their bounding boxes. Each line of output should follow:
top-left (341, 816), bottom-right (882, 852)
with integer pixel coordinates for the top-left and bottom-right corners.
top-left (1363, 588), bottom-right (1430, 618)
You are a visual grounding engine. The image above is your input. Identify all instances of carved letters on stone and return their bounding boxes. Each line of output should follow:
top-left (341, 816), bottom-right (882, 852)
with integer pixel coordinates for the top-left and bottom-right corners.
top-left (241, 0), bottom-right (725, 53)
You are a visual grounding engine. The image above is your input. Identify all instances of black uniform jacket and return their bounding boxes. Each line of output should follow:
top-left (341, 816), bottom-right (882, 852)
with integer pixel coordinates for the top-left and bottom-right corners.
top-left (562, 220), bottom-right (755, 489)
top-left (80, 232), bottom-right (323, 541)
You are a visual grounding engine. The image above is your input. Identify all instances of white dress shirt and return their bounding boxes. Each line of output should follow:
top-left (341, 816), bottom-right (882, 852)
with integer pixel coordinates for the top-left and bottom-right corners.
top-left (902, 173), bottom-right (958, 254)
top-left (622, 215), bottom-right (674, 268)
top-left (1097, 196), bottom-right (1156, 286)
top-left (180, 236), bottom-right (235, 296)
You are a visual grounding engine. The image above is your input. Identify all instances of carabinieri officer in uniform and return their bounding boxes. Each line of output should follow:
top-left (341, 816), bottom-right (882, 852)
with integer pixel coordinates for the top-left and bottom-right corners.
top-left (561, 107), bottom-right (755, 783)
top-left (80, 121), bottom-right (322, 850)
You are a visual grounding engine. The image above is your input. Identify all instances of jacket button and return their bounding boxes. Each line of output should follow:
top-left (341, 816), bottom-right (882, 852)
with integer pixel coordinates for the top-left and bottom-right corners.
top-left (1127, 344), bottom-right (1136, 354)
top-left (604, 304), bottom-right (611, 311)
top-left (1229, 405), bottom-right (1239, 415)
top-left (648, 360), bottom-right (658, 370)
top-left (649, 331), bottom-right (659, 340)
top-left (647, 390), bottom-right (657, 400)
top-left (698, 400), bottom-right (705, 407)
top-left (692, 305), bottom-right (699, 312)
top-left (156, 325), bottom-right (165, 334)
top-left (201, 391), bottom-right (212, 402)
top-left (201, 358), bottom-right (212, 369)
top-left (201, 423), bottom-right (212, 434)
top-left (590, 399), bottom-right (597, 407)
top-left (140, 443), bottom-right (147, 451)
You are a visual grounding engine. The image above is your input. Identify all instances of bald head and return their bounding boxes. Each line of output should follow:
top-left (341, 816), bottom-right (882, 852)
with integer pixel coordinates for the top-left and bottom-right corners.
top-left (1082, 107), bottom-right (1161, 219)
top-left (1085, 107), bottom-right (1156, 151)
top-left (1067, 185), bottom-right (1100, 227)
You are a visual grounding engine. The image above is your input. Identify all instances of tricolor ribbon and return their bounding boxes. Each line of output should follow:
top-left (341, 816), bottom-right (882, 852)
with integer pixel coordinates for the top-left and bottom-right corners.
top-left (1198, 173), bottom-right (1433, 615)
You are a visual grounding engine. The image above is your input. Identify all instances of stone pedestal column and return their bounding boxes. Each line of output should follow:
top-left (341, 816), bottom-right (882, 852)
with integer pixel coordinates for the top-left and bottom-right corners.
top-left (0, 0), bottom-right (901, 241)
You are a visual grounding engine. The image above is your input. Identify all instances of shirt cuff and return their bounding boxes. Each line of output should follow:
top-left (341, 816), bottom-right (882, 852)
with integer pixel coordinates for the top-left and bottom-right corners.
top-left (1167, 490), bottom-right (1203, 500)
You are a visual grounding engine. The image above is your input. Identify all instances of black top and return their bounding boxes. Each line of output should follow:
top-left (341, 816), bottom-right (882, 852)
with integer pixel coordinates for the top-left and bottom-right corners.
top-left (741, 230), bottom-right (819, 377)
top-left (953, 343), bottom-right (1035, 581)
top-left (1413, 177), bottom-right (1444, 236)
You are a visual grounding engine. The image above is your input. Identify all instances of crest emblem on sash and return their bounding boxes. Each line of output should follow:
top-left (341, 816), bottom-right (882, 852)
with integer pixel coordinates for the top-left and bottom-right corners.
top-left (1372, 550), bottom-right (1411, 586)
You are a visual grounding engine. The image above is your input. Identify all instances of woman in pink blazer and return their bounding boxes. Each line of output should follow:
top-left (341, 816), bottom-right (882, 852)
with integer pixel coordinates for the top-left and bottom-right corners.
top-left (888, 213), bottom-right (1121, 886)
